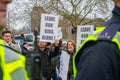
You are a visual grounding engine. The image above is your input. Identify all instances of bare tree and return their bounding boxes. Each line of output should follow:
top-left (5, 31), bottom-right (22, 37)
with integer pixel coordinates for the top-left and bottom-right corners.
top-left (42, 0), bottom-right (98, 40)
top-left (94, 0), bottom-right (114, 20)
top-left (32, 0), bottom-right (108, 40)
top-left (8, 0), bottom-right (114, 40)
top-left (8, 1), bottom-right (34, 30)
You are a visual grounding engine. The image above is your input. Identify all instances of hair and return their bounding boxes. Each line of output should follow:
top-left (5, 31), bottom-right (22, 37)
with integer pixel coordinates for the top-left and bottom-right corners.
top-left (1, 30), bottom-right (11, 37)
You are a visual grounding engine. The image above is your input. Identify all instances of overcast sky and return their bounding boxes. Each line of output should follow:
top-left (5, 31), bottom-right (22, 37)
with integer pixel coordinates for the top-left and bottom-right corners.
top-left (7, 0), bottom-right (34, 29)
top-left (7, 0), bottom-right (114, 30)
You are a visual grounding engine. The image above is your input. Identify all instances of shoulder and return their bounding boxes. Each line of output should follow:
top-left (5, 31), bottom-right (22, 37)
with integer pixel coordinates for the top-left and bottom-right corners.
top-left (79, 41), bottom-right (120, 62)
top-left (76, 41), bottom-right (120, 72)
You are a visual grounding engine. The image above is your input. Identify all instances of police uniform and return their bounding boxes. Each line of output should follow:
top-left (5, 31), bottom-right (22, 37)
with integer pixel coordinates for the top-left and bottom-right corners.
top-left (73, 6), bottom-right (120, 80)
top-left (0, 39), bottom-right (29, 80)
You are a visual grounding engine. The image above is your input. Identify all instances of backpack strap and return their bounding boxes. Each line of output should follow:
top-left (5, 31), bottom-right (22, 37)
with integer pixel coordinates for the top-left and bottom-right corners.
top-left (98, 23), bottom-right (120, 41)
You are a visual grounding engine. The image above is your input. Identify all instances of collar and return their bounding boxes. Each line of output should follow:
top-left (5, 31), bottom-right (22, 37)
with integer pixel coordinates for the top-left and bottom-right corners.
top-left (103, 6), bottom-right (120, 27)
top-left (112, 5), bottom-right (120, 21)
top-left (4, 41), bottom-right (9, 46)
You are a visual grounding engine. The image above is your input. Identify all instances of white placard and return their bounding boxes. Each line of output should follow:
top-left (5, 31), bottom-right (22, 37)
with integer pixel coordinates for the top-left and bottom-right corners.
top-left (59, 50), bottom-right (70, 80)
top-left (40, 14), bottom-right (59, 43)
top-left (56, 27), bottom-right (62, 39)
top-left (76, 25), bottom-right (94, 50)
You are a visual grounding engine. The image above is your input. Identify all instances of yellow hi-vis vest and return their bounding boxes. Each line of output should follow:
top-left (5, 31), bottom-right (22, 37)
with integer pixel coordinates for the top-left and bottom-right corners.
top-left (73, 27), bottom-right (120, 78)
top-left (0, 39), bottom-right (29, 80)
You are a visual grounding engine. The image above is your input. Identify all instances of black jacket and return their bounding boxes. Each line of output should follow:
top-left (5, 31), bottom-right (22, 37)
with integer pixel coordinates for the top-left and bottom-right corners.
top-left (21, 46), bottom-right (30, 56)
top-left (75, 6), bottom-right (120, 80)
top-left (67, 51), bottom-right (74, 80)
top-left (39, 46), bottom-right (59, 80)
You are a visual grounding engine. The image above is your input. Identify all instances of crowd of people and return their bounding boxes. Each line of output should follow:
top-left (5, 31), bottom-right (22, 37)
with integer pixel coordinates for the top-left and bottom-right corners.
top-left (1, 0), bottom-right (120, 80)
top-left (0, 28), bottom-right (76, 80)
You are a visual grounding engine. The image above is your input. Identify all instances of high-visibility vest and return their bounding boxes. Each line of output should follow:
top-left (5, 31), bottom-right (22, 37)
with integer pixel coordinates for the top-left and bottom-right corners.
top-left (73, 27), bottom-right (120, 78)
top-left (0, 39), bottom-right (29, 80)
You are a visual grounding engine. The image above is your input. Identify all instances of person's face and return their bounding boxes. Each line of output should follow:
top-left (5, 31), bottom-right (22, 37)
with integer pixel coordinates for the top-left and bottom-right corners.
top-left (2, 33), bottom-right (12, 43)
top-left (0, 0), bottom-right (12, 26)
top-left (67, 41), bottom-right (75, 53)
top-left (38, 41), bottom-right (47, 48)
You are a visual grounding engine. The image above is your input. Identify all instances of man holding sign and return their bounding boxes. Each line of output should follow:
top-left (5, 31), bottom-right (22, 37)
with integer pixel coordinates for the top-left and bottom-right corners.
top-left (37, 39), bottom-right (61, 80)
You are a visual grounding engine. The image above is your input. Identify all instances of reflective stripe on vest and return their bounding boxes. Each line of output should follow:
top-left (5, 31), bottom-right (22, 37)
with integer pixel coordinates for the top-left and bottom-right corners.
top-left (4, 46), bottom-right (20, 63)
top-left (4, 46), bottom-right (25, 80)
top-left (0, 39), bottom-right (29, 80)
top-left (73, 27), bottom-right (120, 78)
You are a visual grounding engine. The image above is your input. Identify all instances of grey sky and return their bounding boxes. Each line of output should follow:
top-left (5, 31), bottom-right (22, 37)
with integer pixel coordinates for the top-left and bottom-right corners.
top-left (7, 0), bottom-right (114, 29)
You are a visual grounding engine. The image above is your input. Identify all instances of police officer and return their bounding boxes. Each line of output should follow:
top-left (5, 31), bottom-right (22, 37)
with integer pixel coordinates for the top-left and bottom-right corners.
top-left (0, 0), bottom-right (29, 80)
top-left (73, 0), bottom-right (120, 80)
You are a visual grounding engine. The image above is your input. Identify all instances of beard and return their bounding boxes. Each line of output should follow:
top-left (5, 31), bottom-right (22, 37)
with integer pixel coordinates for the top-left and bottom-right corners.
top-left (68, 48), bottom-right (74, 53)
